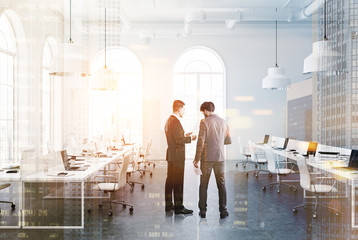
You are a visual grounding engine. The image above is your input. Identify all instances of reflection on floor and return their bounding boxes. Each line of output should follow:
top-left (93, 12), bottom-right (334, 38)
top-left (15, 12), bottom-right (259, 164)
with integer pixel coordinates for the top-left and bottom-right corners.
top-left (0, 160), bottom-right (354, 240)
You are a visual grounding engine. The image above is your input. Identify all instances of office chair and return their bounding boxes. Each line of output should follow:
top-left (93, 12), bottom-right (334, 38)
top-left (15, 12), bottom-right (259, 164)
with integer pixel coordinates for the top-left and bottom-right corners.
top-left (262, 146), bottom-right (297, 193)
top-left (235, 137), bottom-right (257, 168)
top-left (292, 158), bottom-right (340, 219)
top-left (139, 139), bottom-right (155, 169)
top-left (88, 153), bottom-right (134, 216)
top-left (245, 141), bottom-right (270, 178)
top-left (127, 148), bottom-right (145, 192)
top-left (0, 184), bottom-right (16, 213)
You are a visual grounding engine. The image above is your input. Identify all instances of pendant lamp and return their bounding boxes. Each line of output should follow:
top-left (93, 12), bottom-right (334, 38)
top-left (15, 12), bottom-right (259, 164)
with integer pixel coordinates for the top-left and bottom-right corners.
top-left (92, 8), bottom-right (120, 91)
top-left (303, 0), bottom-right (340, 74)
top-left (49, 0), bottom-right (89, 77)
top-left (262, 20), bottom-right (290, 90)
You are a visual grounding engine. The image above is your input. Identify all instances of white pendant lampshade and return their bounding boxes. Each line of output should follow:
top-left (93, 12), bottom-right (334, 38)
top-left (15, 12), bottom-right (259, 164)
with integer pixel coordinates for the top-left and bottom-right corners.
top-left (303, 0), bottom-right (341, 74)
top-left (262, 66), bottom-right (290, 90)
top-left (49, 42), bottom-right (89, 77)
top-left (92, 67), bottom-right (120, 91)
top-left (49, 0), bottom-right (89, 77)
top-left (92, 8), bottom-right (120, 91)
top-left (262, 20), bottom-right (290, 90)
top-left (303, 40), bottom-right (340, 74)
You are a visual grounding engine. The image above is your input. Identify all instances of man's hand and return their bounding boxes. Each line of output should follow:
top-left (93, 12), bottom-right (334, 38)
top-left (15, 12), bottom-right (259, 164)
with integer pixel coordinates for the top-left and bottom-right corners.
top-left (185, 132), bottom-right (192, 137)
top-left (191, 135), bottom-right (197, 141)
top-left (193, 160), bottom-right (199, 168)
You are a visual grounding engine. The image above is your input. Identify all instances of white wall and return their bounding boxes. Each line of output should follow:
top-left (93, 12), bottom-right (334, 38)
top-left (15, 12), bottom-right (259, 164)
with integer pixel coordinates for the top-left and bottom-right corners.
top-left (121, 23), bottom-right (313, 160)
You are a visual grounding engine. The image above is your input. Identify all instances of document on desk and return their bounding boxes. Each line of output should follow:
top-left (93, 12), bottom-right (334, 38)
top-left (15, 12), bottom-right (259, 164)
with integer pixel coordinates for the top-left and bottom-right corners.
top-left (194, 167), bottom-right (202, 176)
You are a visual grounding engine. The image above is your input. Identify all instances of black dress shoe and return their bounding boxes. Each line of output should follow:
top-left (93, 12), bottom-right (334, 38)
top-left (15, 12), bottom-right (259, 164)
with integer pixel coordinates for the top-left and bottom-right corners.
top-left (199, 212), bottom-right (206, 218)
top-left (175, 207), bottom-right (193, 215)
top-left (165, 206), bottom-right (174, 212)
top-left (220, 211), bottom-right (229, 219)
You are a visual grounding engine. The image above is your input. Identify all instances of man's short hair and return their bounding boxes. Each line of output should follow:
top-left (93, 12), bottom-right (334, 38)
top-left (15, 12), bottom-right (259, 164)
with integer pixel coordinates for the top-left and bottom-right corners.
top-left (200, 102), bottom-right (215, 112)
top-left (173, 100), bottom-right (185, 112)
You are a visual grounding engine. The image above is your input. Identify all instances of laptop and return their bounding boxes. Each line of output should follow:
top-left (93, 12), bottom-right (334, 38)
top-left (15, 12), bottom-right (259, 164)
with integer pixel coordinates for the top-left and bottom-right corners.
top-left (256, 135), bottom-right (270, 145)
top-left (332, 149), bottom-right (358, 171)
top-left (302, 142), bottom-right (319, 157)
top-left (273, 138), bottom-right (289, 150)
top-left (61, 150), bottom-right (88, 171)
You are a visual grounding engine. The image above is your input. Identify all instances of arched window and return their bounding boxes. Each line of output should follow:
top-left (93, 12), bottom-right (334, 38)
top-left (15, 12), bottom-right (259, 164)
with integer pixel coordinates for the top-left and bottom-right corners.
top-left (173, 47), bottom-right (226, 157)
top-left (41, 37), bottom-right (56, 154)
top-left (0, 13), bottom-right (16, 162)
top-left (90, 47), bottom-right (143, 143)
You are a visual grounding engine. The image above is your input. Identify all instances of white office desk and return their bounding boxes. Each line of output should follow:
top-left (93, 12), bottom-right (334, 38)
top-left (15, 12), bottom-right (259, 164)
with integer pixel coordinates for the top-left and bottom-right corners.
top-left (254, 144), bottom-right (358, 228)
top-left (21, 144), bottom-right (136, 230)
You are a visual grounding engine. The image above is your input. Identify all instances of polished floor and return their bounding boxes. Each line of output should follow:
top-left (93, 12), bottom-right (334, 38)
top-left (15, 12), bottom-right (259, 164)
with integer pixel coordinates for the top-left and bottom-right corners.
top-left (0, 159), bottom-right (354, 240)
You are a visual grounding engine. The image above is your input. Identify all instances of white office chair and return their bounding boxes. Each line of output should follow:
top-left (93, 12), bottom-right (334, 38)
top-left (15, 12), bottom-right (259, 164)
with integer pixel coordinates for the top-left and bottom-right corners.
top-left (292, 158), bottom-right (340, 219)
top-left (245, 141), bottom-right (270, 178)
top-left (139, 139), bottom-right (155, 169)
top-left (88, 153), bottom-right (134, 216)
top-left (0, 184), bottom-right (16, 213)
top-left (235, 137), bottom-right (257, 169)
top-left (262, 146), bottom-right (296, 193)
top-left (127, 148), bottom-right (145, 191)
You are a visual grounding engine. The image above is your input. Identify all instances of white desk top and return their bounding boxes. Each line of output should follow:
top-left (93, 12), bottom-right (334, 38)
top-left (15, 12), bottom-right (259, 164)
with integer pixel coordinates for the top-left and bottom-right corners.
top-left (254, 144), bottom-right (358, 181)
top-left (3, 145), bottom-right (136, 182)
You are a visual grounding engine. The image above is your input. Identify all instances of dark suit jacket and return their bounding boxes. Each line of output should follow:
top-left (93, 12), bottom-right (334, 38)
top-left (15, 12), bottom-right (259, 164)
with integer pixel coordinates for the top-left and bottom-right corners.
top-left (165, 115), bottom-right (191, 162)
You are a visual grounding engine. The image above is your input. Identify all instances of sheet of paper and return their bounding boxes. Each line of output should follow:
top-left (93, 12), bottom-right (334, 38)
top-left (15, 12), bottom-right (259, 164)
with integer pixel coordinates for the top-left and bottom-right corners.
top-left (194, 166), bottom-right (202, 176)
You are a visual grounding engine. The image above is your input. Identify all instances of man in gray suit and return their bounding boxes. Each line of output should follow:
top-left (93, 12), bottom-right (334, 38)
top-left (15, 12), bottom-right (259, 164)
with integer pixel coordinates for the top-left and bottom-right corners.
top-left (193, 102), bottom-right (231, 219)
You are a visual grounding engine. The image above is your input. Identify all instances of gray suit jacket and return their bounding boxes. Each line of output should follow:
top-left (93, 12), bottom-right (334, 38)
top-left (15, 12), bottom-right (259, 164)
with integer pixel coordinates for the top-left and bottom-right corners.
top-left (194, 114), bottom-right (231, 162)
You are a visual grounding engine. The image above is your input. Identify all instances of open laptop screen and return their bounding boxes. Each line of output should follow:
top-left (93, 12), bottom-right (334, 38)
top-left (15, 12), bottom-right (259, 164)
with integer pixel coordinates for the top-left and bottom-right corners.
top-left (348, 150), bottom-right (358, 168)
top-left (60, 150), bottom-right (70, 170)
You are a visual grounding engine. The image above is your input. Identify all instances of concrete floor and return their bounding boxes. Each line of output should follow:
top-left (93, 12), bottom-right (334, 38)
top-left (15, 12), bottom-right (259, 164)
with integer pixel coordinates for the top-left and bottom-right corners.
top-left (0, 160), bottom-right (353, 239)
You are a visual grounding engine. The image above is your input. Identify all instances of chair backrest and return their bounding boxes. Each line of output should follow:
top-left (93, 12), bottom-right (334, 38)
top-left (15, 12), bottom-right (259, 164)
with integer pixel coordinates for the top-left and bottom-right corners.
top-left (264, 147), bottom-right (277, 172)
top-left (117, 153), bottom-right (131, 189)
top-left (146, 139), bottom-right (152, 156)
top-left (248, 141), bottom-right (256, 162)
top-left (238, 137), bottom-right (244, 155)
top-left (296, 158), bottom-right (311, 190)
top-left (131, 148), bottom-right (141, 171)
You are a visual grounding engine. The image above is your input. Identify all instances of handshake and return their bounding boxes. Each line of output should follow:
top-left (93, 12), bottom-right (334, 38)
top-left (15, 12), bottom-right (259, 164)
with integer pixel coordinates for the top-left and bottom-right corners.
top-left (186, 132), bottom-right (197, 141)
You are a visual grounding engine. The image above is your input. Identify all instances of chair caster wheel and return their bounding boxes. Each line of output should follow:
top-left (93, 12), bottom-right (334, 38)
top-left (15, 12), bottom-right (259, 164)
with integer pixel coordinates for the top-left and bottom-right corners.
top-left (141, 185), bottom-right (145, 190)
top-left (245, 172), bottom-right (249, 177)
top-left (243, 165), bottom-right (246, 168)
top-left (11, 204), bottom-right (15, 209)
top-left (313, 213), bottom-right (317, 219)
top-left (336, 212), bottom-right (340, 217)
top-left (262, 187), bottom-right (266, 191)
top-left (140, 174), bottom-right (143, 178)
top-left (143, 172), bottom-right (146, 175)
top-left (277, 189), bottom-right (280, 193)
top-left (99, 204), bottom-right (103, 208)
top-left (130, 188), bottom-right (134, 193)
top-left (144, 165), bottom-right (147, 169)
top-left (236, 163), bottom-right (238, 167)
top-left (255, 164), bottom-right (258, 168)
top-left (255, 174), bottom-right (258, 178)
top-left (150, 173), bottom-right (153, 177)
top-left (153, 164), bottom-right (156, 168)
top-left (108, 211), bottom-right (113, 216)
top-left (123, 204), bottom-right (127, 209)
top-left (87, 209), bottom-right (92, 214)
top-left (129, 207), bottom-right (134, 213)
top-left (293, 188), bottom-right (297, 192)
top-left (293, 209), bottom-right (297, 213)
top-left (268, 173), bottom-right (273, 177)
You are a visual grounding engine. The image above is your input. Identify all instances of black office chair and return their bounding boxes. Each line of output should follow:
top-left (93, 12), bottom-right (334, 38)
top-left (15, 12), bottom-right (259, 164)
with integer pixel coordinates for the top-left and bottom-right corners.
top-left (0, 183), bottom-right (16, 213)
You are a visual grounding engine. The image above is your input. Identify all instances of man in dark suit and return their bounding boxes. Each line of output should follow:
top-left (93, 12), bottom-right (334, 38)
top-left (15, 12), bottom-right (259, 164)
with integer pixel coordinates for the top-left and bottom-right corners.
top-left (164, 100), bottom-right (197, 214)
top-left (193, 102), bottom-right (231, 219)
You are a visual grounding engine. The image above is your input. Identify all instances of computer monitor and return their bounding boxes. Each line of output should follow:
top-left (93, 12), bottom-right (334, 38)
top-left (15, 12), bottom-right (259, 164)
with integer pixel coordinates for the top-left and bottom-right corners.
top-left (283, 138), bottom-right (289, 149)
top-left (306, 142), bottom-right (318, 156)
top-left (263, 135), bottom-right (270, 144)
top-left (348, 150), bottom-right (358, 168)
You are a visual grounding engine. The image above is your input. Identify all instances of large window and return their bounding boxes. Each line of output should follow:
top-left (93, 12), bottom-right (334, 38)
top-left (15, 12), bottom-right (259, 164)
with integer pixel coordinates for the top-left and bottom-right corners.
top-left (41, 37), bottom-right (56, 154)
top-left (173, 47), bottom-right (226, 157)
top-left (0, 14), bottom-right (16, 163)
top-left (90, 47), bottom-right (143, 144)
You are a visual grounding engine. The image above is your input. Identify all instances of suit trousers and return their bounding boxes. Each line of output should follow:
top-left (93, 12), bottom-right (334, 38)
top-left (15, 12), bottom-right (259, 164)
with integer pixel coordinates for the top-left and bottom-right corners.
top-left (199, 161), bottom-right (227, 213)
top-left (165, 161), bottom-right (185, 209)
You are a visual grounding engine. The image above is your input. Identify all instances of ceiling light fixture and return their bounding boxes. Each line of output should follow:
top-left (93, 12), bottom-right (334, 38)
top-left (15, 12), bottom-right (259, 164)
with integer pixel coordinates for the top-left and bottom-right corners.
top-left (49, 0), bottom-right (89, 77)
top-left (303, 0), bottom-right (340, 74)
top-left (92, 8), bottom-right (120, 91)
top-left (262, 19), bottom-right (290, 90)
